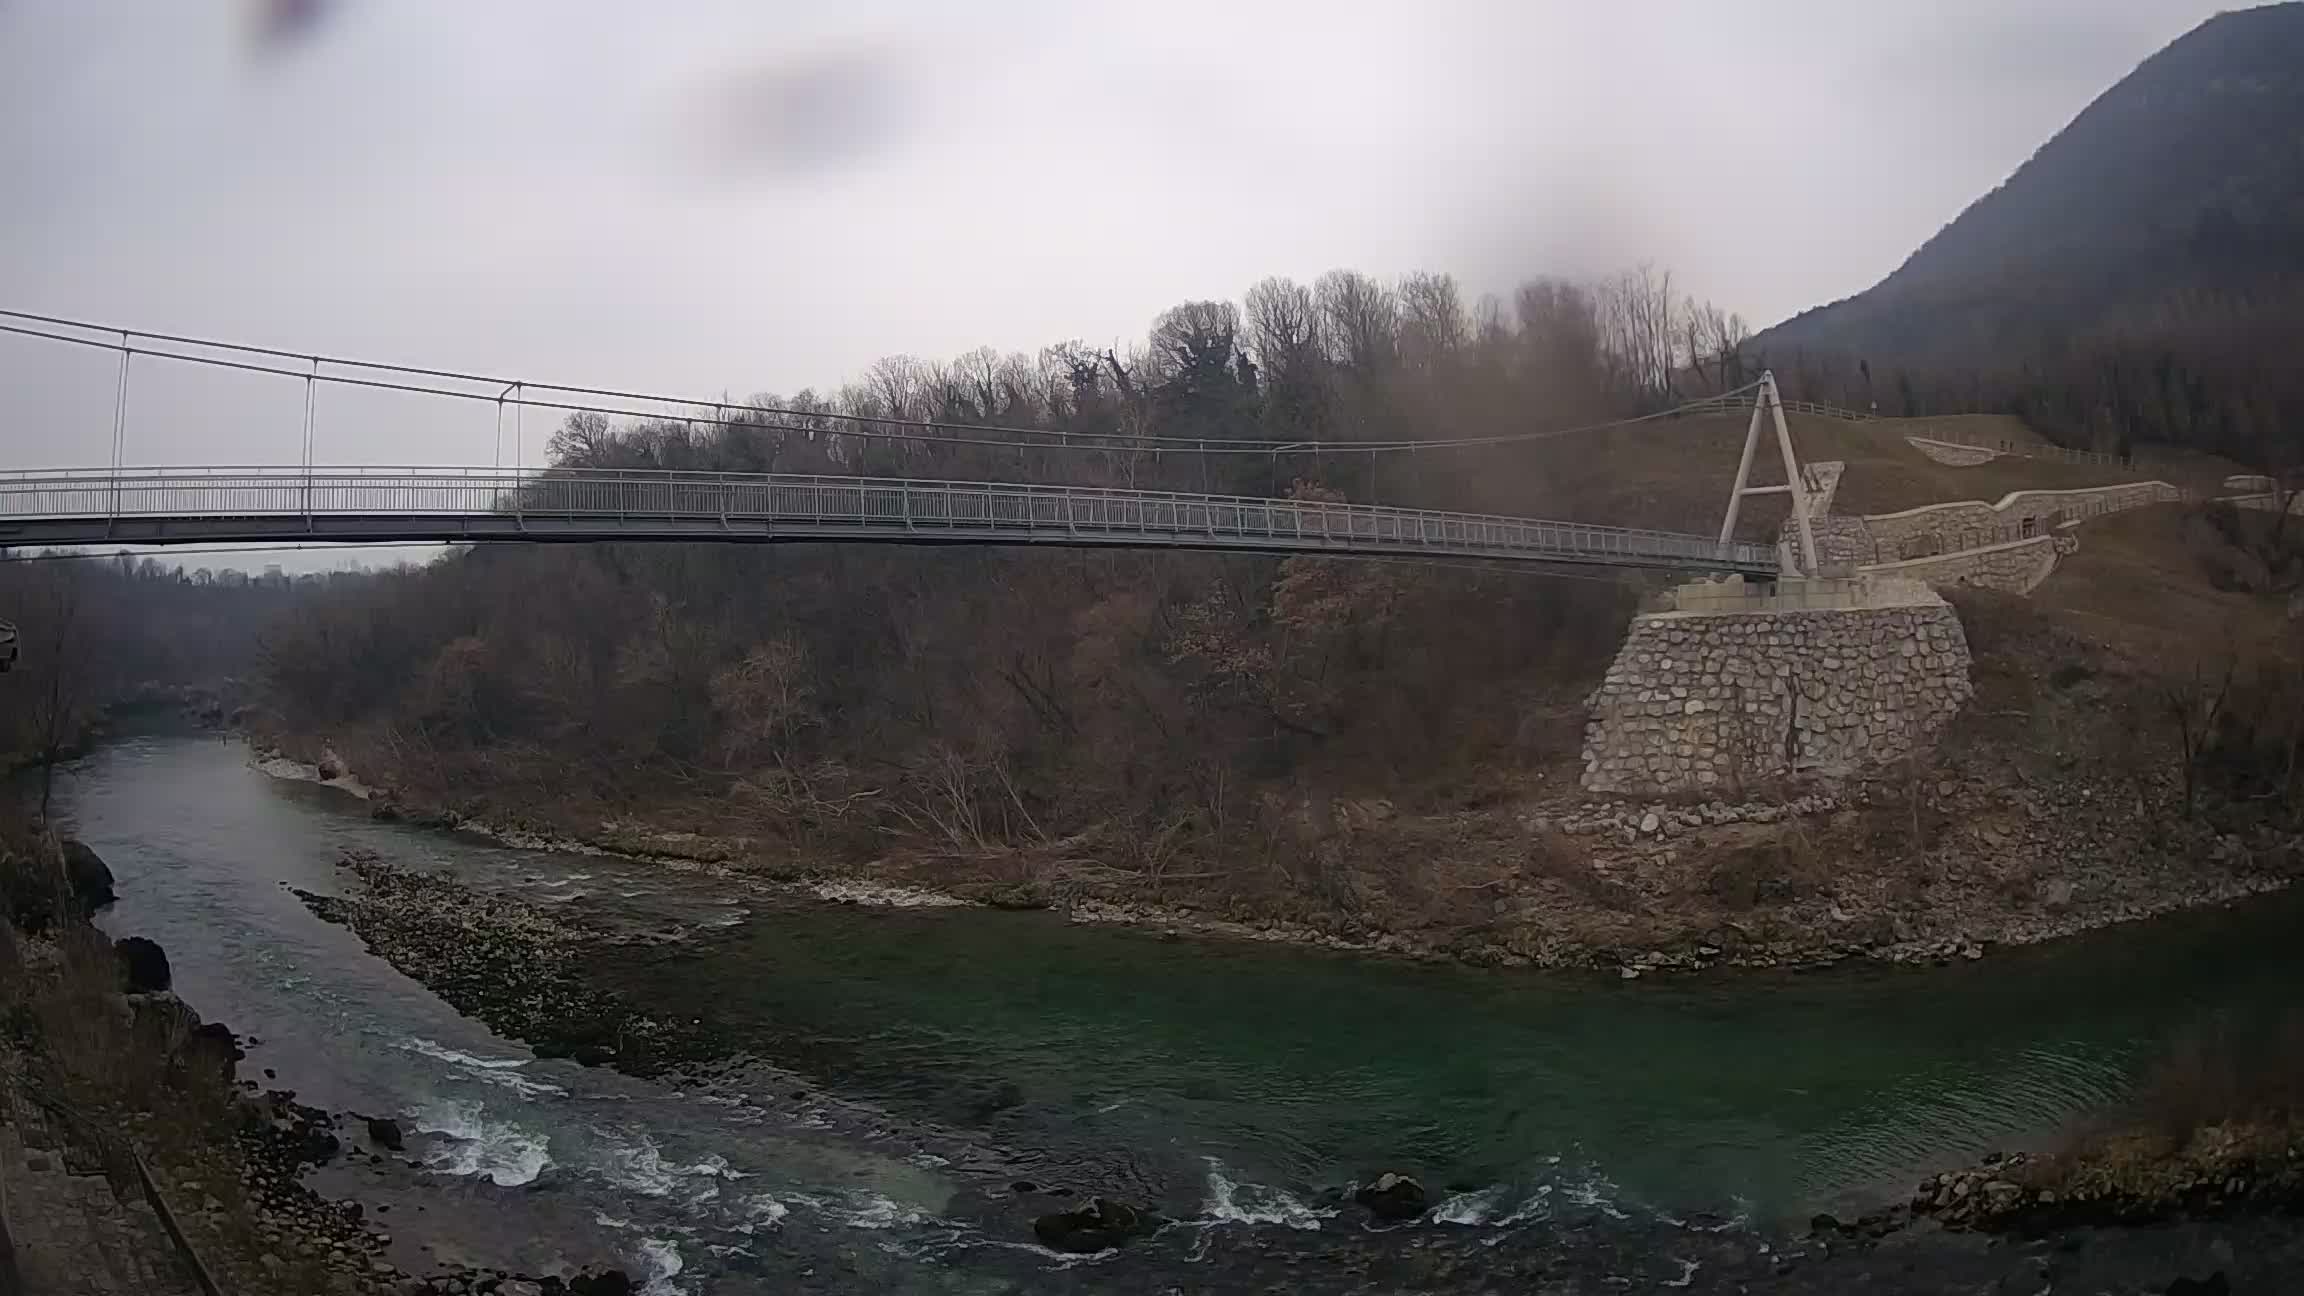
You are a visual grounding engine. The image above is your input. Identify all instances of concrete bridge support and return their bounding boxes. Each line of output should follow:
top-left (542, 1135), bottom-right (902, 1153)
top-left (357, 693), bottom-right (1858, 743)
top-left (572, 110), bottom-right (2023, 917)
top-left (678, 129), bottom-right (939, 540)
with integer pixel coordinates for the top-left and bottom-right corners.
top-left (1580, 576), bottom-right (1974, 796)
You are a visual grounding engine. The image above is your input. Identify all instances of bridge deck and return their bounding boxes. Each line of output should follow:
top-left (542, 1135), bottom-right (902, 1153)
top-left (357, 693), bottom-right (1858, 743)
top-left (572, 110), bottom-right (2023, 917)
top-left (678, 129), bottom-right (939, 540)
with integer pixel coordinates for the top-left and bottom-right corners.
top-left (0, 468), bottom-right (1778, 575)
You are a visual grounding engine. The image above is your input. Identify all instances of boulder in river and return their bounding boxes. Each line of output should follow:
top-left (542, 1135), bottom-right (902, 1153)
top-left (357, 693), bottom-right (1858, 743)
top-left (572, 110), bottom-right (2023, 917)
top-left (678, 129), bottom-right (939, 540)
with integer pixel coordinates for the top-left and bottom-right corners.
top-left (568, 1270), bottom-right (636, 1296)
top-left (1355, 1172), bottom-right (1429, 1222)
top-left (187, 1021), bottom-right (244, 1077)
top-left (366, 1118), bottom-right (405, 1152)
top-left (61, 839), bottom-right (116, 911)
top-left (115, 935), bottom-right (172, 993)
top-left (961, 1081), bottom-right (1027, 1123)
top-left (316, 748), bottom-right (346, 781)
top-left (1032, 1197), bottom-right (1144, 1253)
top-left (2164, 1274), bottom-right (2229, 1296)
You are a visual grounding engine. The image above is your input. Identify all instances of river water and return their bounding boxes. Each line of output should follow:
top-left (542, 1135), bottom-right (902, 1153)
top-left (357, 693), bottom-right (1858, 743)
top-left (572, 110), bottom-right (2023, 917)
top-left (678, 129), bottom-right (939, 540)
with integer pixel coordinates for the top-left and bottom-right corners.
top-left (49, 734), bottom-right (2304, 1292)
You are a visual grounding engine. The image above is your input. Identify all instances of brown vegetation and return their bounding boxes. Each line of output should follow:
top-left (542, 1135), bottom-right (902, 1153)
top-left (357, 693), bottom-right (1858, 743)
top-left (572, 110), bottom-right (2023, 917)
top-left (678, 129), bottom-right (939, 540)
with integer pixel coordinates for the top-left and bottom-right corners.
top-left (0, 555), bottom-right (307, 775)
top-left (233, 255), bottom-right (2304, 970)
top-left (258, 265), bottom-right (1733, 912)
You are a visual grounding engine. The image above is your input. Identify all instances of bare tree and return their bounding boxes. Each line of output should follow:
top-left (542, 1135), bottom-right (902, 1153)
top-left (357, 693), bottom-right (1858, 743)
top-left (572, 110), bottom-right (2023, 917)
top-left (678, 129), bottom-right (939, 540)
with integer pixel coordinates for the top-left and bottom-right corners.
top-left (1682, 299), bottom-right (1751, 394)
top-left (1515, 278), bottom-right (1606, 403)
top-left (24, 569), bottom-right (88, 819)
top-left (862, 355), bottom-right (934, 424)
top-left (1595, 263), bottom-right (1683, 404)
top-left (1244, 277), bottom-right (1327, 440)
top-left (1242, 277), bottom-right (1323, 383)
top-left (1315, 269), bottom-right (1398, 378)
top-left (1396, 271), bottom-right (1469, 376)
top-left (1147, 302), bottom-right (1243, 381)
top-left (2165, 653), bottom-right (2238, 819)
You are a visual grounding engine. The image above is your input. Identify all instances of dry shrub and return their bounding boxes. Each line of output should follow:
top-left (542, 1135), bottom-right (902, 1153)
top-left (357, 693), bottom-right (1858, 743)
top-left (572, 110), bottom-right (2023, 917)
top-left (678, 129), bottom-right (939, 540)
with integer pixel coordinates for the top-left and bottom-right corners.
top-left (0, 817), bottom-right (70, 934)
top-left (1525, 827), bottom-right (1624, 907)
top-left (1700, 830), bottom-right (1831, 910)
top-left (2126, 1011), bottom-right (2304, 1147)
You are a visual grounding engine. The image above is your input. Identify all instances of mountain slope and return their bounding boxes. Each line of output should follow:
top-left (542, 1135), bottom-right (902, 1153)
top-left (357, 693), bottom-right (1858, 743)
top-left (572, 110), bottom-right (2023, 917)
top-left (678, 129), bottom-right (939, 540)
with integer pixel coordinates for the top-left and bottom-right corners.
top-left (1757, 3), bottom-right (2304, 389)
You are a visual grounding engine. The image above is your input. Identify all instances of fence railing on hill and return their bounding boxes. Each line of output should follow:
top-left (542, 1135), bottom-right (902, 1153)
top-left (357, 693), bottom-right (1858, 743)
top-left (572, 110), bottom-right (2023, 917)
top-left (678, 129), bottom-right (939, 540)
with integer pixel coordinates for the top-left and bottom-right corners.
top-left (1901, 428), bottom-right (2141, 470)
top-left (1669, 391), bottom-right (2168, 472)
top-left (1672, 394), bottom-right (1878, 421)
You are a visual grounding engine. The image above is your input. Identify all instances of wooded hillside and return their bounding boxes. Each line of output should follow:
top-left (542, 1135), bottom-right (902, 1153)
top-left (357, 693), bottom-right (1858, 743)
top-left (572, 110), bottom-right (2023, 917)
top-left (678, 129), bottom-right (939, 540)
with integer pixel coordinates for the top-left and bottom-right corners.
top-left (1755, 3), bottom-right (2304, 469)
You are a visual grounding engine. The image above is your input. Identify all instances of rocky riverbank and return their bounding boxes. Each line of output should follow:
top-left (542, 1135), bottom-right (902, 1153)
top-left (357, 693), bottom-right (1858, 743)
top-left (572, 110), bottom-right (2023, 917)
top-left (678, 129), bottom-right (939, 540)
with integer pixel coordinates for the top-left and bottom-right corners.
top-left (270, 853), bottom-right (2303, 1295)
top-left (294, 852), bottom-right (725, 1076)
top-left (1771, 1107), bottom-right (2304, 1296)
top-left (0, 829), bottom-right (636, 1296)
top-left (255, 736), bottom-right (2304, 983)
top-left (1912, 1122), bottom-right (2304, 1235)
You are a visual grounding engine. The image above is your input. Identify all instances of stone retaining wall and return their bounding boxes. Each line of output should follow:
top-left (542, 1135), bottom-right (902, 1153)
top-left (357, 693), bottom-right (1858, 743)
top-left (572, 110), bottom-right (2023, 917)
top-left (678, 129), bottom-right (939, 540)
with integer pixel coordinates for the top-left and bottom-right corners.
top-left (1907, 438), bottom-right (2001, 467)
top-left (1808, 515), bottom-right (1876, 566)
top-left (1802, 461), bottom-right (1845, 516)
top-left (1863, 482), bottom-right (2181, 553)
top-left (1859, 534), bottom-right (2067, 596)
top-left (1581, 594), bottom-right (1974, 796)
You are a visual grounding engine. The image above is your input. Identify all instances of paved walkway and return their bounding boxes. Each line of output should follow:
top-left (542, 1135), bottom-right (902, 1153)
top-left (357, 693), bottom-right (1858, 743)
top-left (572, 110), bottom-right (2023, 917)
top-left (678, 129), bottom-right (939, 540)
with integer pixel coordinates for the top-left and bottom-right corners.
top-left (0, 1093), bottom-right (201, 1296)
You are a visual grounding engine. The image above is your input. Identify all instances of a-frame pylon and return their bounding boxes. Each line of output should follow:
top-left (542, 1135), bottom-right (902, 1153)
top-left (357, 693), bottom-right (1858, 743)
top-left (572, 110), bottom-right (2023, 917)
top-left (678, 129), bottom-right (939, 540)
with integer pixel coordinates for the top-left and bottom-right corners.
top-left (1716, 371), bottom-right (1818, 578)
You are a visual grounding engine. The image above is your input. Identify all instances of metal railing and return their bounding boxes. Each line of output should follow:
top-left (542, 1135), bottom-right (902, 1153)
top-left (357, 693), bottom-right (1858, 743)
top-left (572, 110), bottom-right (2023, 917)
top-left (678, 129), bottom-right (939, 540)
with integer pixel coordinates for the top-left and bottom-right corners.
top-left (1673, 394), bottom-right (1878, 422)
top-left (13, 1090), bottom-right (224, 1296)
top-left (1674, 396), bottom-right (2153, 471)
top-left (1901, 429), bottom-right (2140, 470)
top-left (0, 466), bottom-right (1780, 575)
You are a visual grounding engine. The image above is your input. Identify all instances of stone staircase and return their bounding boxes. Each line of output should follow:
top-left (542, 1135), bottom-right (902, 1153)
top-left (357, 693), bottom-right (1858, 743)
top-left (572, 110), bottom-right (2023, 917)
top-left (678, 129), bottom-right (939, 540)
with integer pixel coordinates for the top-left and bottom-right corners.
top-left (0, 1098), bottom-right (203, 1296)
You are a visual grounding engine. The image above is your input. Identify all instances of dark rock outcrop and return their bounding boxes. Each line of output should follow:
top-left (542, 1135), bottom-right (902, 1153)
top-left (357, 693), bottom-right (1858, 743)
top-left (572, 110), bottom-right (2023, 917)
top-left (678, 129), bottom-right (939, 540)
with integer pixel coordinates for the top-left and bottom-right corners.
top-left (60, 839), bottom-right (115, 911)
top-left (2166, 1274), bottom-right (2229, 1296)
top-left (1032, 1197), bottom-right (1144, 1253)
top-left (187, 1021), bottom-right (244, 1074)
top-left (568, 1270), bottom-right (636, 1296)
top-left (1355, 1172), bottom-right (1429, 1222)
top-left (366, 1117), bottom-right (404, 1151)
top-left (115, 935), bottom-right (172, 993)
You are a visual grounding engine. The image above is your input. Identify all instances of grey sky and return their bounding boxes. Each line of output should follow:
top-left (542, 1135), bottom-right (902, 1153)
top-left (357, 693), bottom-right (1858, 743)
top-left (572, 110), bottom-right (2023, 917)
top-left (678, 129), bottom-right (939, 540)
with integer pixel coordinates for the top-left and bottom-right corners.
top-left (0, 0), bottom-right (2228, 481)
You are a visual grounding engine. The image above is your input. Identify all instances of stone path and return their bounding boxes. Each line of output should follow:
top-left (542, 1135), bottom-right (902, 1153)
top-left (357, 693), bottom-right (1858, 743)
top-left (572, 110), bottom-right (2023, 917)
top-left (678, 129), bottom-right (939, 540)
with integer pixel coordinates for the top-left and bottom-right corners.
top-left (0, 1096), bottom-right (202, 1296)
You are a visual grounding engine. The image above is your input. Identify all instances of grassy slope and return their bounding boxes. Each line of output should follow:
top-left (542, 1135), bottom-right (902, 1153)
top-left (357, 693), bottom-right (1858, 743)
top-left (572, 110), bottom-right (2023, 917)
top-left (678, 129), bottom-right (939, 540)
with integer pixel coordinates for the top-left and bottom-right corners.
top-left (1502, 413), bottom-right (2244, 542)
top-left (2033, 503), bottom-right (2295, 659)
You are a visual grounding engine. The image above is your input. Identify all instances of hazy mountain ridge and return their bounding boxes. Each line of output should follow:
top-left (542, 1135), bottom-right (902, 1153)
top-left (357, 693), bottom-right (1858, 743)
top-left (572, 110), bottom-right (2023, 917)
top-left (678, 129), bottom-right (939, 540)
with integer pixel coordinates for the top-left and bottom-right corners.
top-left (1758, 2), bottom-right (2304, 396)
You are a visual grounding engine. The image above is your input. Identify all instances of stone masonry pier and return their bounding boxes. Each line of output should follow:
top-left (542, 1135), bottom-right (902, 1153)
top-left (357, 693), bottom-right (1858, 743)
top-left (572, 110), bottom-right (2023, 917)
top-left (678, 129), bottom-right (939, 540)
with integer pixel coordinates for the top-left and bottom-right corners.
top-left (1581, 576), bottom-right (1974, 796)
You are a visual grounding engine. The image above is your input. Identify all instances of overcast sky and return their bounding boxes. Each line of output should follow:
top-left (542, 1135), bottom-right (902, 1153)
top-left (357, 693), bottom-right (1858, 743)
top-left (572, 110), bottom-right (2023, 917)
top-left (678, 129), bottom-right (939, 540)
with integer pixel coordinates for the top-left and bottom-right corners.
top-left (0, 0), bottom-right (2231, 483)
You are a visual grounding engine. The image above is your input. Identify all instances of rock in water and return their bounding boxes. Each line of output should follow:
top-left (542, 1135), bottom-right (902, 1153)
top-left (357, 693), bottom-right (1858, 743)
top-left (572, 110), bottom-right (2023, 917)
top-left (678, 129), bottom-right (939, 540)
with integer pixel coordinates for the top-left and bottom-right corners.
top-left (967, 1081), bottom-right (1026, 1121)
top-left (2165, 1275), bottom-right (2229, 1296)
top-left (187, 1022), bottom-right (243, 1078)
top-left (1032, 1197), bottom-right (1144, 1253)
top-left (366, 1118), bottom-right (405, 1152)
top-left (569, 1271), bottom-right (636, 1296)
top-left (316, 748), bottom-right (346, 780)
top-left (1355, 1172), bottom-right (1429, 1222)
top-left (115, 936), bottom-right (172, 993)
top-left (61, 839), bottom-right (116, 911)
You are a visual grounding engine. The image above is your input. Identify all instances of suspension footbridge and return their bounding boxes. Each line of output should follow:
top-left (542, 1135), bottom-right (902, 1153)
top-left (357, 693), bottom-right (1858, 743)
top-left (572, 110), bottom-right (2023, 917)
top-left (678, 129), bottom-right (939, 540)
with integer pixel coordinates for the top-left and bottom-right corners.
top-left (0, 312), bottom-right (1807, 578)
